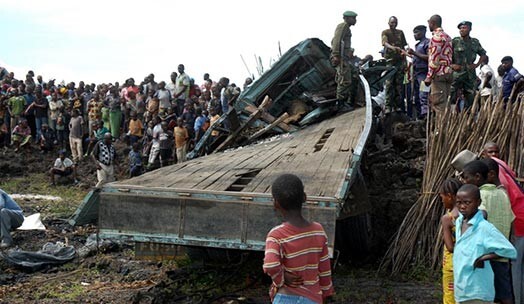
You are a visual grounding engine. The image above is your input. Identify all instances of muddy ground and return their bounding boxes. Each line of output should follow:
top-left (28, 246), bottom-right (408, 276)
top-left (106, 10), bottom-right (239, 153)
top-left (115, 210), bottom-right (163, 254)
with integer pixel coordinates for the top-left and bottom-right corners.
top-left (0, 117), bottom-right (442, 303)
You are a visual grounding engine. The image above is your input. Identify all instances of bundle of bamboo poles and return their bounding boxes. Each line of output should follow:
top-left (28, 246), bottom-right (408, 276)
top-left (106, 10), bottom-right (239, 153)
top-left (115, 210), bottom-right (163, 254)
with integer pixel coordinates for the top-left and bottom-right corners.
top-left (380, 93), bottom-right (524, 275)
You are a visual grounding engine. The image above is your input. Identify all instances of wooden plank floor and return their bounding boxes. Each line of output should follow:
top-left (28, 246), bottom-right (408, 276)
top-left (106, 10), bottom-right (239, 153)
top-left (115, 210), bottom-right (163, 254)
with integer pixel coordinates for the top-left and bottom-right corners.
top-left (114, 107), bottom-right (366, 198)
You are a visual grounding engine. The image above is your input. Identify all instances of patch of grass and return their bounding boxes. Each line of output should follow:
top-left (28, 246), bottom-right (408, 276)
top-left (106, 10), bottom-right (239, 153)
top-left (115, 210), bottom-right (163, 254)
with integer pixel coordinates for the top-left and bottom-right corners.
top-left (404, 262), bottom-right (440, 283)
top-left (1, 173), bottom-right (87, 200)
top-left (36, 281), bottom-right (86, 301)
top-left (174, 254), bottom-right (193, 268)
top-left (0, 173), bottom-right (89, 219)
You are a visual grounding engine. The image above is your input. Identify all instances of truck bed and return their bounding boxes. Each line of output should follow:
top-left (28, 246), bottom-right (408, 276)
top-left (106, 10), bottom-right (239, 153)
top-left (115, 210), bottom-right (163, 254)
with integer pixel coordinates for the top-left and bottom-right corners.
top-left (113, 107), bottom-right (365, 198)
top-left (96, 75), bottom-right (373, 255)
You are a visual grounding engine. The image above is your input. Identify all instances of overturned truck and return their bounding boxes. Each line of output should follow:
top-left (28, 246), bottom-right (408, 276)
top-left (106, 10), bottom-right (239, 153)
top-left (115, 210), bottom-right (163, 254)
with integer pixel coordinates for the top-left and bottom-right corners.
top-left (75, 38), bottom-right (389, 257)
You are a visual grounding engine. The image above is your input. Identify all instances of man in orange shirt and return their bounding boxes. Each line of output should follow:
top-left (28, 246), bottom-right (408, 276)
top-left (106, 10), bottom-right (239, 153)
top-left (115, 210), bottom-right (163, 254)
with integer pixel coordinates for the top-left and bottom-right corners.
top-left (127, 111), bottom-right (143, 147)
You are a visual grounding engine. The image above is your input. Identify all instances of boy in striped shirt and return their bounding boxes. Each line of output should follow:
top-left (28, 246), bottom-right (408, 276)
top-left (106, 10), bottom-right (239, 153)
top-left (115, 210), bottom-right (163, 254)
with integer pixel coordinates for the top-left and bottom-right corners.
top-left (263, 173), bottom-right (334, 304)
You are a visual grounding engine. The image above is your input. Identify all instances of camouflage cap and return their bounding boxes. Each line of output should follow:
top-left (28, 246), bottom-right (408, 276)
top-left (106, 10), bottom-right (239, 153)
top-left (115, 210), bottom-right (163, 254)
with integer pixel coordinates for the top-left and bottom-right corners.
top-left (457, 21), bottom-right (472, 29)
top-left (343, 11), bottom-right (357, 17)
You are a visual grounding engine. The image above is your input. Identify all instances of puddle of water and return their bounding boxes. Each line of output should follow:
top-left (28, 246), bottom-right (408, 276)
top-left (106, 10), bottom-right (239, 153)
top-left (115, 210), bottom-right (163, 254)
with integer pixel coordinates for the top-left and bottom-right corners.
top-left (10, 194), bottom-right (63, 202)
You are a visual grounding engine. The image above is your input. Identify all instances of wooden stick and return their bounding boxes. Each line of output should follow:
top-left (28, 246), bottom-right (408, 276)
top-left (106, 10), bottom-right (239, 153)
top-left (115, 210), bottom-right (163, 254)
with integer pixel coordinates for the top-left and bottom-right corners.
top-left (247, 112), bottom-right (290, 142)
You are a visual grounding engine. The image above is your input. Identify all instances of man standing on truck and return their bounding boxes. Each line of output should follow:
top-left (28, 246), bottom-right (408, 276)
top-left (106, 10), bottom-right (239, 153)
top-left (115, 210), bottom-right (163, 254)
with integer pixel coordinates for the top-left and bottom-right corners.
top-left (424, 14), bottom-right (453, 114)
top-left (450, 21), bottom-right (487, 109)
top-left (407, 25), bottom-right (430, 119)
top-left (331, 10), bottom-right (357, 111)
top-left (382, 16), bottom-right (408, 113)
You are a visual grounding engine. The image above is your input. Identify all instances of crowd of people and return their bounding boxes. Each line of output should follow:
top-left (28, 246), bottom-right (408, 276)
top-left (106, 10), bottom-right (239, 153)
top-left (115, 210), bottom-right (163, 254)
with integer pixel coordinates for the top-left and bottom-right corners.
top-left (261, 143), bottom-right (524, 304)
top-left (258, 11), bottom-right (524, 304)
top-left (331, 12), bottom-right (523, 120)
top-left (0, 64), bottom-right (253, 187)
top-left (1, 10), bottom-right (524, 304)
top-left (437, 142), bottom-right (524, 304)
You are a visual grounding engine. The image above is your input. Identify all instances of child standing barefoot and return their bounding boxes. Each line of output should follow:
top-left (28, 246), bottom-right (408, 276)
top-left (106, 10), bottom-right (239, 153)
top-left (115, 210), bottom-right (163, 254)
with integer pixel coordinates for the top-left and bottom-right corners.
top-left (440, 178), bottom-right (462, 304)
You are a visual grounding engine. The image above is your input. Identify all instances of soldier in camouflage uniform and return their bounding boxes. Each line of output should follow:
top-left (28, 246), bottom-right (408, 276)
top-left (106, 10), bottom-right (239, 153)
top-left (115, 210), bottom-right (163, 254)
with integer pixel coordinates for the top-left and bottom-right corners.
top-left (450, 21), bottom-right (487, 109)
top-left (382, 16), bottom-right (408, 113)
top-left (331, 10), bottom-right (357, 110)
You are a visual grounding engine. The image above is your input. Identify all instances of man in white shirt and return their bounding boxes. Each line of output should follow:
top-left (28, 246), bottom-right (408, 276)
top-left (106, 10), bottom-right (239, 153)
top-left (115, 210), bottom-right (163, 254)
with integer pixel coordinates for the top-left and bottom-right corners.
top-left (478, 56), bottom-right (496, 104)
top-left (166, 72), bottom-right (178, 98)
top-left (174, 64), bottom-right (190, 116)
top-left (147, 116), bottom-right (163, 169)
top-left (49, 149), bottom-right (78, 185)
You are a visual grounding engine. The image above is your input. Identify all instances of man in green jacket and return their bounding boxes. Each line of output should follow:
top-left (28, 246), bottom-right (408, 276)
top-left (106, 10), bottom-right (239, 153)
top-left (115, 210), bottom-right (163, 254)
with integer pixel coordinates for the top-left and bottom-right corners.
top-left (450, 21), bottom-right (487, 109)
top-left (331, 10), bottom-right (358, 111)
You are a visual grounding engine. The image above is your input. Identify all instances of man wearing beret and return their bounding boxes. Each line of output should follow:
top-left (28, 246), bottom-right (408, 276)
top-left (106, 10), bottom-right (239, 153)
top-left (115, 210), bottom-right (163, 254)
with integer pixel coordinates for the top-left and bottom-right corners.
top-left (500, 56), bottom-right (523, 102)
top-left (381, 16), bottom-right (408, 113)
top-left (450, 21), bottom-right (487, 109)
top-left (331, 10), bottom-right (357, 111)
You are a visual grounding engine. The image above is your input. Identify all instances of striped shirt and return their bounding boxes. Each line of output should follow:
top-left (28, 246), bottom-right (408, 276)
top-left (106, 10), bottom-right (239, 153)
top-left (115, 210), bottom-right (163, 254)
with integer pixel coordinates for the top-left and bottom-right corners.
top-left (263, 222), bottom-right (333, 303)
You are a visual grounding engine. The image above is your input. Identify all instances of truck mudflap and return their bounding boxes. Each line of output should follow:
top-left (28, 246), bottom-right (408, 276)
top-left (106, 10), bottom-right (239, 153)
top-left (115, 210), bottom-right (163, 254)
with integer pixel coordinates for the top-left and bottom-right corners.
top-left (98, 188), bottom-right (338, 257)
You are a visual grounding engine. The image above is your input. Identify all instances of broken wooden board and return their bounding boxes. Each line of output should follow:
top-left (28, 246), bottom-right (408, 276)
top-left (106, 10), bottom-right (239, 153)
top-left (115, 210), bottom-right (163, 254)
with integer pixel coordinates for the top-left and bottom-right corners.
top-left (214, 96), bottom-right (272, 152)
top-left (243, 104), bottom-right (295, 132)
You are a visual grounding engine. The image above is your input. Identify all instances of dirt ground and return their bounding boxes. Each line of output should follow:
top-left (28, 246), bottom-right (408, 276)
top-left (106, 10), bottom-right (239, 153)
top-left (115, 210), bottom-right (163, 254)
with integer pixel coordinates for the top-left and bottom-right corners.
top-left (0, 124), bottom-right (442, 304)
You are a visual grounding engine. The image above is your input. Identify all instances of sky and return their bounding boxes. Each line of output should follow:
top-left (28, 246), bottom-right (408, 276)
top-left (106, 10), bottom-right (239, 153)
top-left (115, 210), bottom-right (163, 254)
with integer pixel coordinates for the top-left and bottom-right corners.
top-left (1, 0), bottom-right (522, 88)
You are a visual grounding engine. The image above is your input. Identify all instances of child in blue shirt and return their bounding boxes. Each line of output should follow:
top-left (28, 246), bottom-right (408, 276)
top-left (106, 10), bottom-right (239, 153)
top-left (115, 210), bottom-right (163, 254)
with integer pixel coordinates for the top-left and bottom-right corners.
top-left (453, 184), bottom-right (516, 303)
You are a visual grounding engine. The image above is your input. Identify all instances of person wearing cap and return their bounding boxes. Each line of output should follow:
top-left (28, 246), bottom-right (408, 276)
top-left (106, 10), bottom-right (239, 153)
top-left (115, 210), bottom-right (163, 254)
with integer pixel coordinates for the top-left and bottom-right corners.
top-left (381, 16), bottom-right (408, 113)
top-left (450, 21), bottom-right (487, 109)
top-left (500, 55), bottom-right (523, 102)
top-left (331, 10), bottom-right (358, 110)
top-left (49, 149), bottom-right (77, 186)
top-left (408, 25), bottom-right (430, 119)
top-left (424, 14), bottom-right (453, 113)
top-left (451, 149), bottom-right (479, 180)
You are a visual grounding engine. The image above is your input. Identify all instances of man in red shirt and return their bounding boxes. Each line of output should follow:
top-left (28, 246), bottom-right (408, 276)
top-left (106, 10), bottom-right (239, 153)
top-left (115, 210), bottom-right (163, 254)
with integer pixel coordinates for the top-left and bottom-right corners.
top-left (424, 14), bottom-right (453, 113)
